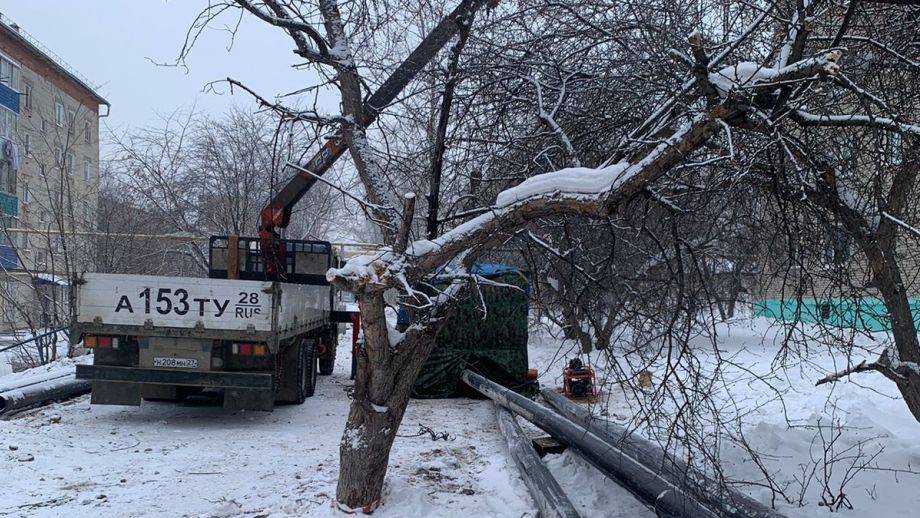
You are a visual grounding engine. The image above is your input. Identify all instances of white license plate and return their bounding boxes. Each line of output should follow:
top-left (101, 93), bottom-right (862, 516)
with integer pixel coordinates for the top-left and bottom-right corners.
top-left (153, 357), bottom-right (199, 369)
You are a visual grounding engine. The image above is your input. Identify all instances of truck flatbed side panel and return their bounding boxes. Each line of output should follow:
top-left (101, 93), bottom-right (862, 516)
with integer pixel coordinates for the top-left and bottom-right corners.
top-left (77, 273), bottom-right (274, 332)
top-left (277, 283), bottom-right (330, 334)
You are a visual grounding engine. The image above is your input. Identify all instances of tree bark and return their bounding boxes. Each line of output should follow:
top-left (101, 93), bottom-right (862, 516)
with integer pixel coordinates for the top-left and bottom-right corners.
top-left (426, 16), bottom-right (473, 240)
top-left (335, 293), bottom-right (455, 509)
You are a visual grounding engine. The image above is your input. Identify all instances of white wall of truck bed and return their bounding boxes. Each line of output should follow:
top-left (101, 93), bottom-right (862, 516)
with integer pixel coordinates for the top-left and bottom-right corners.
top-left (277, 283), bottom-right (330, 333)
top-left (77, 273), bottom-right (275, 332)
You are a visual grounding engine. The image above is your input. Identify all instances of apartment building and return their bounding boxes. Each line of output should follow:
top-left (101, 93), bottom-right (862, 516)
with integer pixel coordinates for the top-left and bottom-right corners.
top-left (0, 14), bottom-right (109, 331)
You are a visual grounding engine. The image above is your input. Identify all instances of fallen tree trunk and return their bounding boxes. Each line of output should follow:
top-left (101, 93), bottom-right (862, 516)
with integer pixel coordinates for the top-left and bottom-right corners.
top-left (541, 389), bottom-right (784, 518)
top-left (461, 370), bottom-right (716, 518)
top-left (495, 404), bottom-right (581, 518)
top-left (0, 376), bottom-right (90, 415)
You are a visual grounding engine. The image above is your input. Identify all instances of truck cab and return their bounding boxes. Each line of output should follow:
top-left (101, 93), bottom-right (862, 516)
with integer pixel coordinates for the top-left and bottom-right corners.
top-left (74, 237), bottom-right (344, 411)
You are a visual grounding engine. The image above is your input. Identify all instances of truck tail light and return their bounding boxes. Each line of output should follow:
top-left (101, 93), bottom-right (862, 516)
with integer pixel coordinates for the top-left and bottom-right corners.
top-left (84, 336), bottom-right (119, 349)
top-left (232, 343), bottom-right (268, 356)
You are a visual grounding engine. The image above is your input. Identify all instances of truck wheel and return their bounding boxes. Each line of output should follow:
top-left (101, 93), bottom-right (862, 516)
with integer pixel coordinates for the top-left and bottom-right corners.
top-left (276, 339), bottom-right (317, 404)
top-left (301, 340), bottom-right (318, 400)
top-left (318, 328), bottom-right (337, 375)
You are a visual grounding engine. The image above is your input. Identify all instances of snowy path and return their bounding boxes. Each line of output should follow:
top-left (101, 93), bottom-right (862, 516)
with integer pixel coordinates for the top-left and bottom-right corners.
top-left (0, 337), bottom-right (535, 518)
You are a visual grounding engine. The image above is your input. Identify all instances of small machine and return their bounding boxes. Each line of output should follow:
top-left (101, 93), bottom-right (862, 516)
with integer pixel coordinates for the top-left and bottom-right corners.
top-left (562, 358), bottom-right (597, 400)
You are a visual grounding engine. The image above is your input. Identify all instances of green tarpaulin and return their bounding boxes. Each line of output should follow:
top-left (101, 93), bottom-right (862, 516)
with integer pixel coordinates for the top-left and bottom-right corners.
top-left (410, 264), bottom-right (533, 399)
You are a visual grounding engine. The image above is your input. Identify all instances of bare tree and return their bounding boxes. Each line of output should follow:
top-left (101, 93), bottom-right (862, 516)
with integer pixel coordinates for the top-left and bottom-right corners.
top-left (106, 107), bottom-right (344, 276)
top-left (181, 0), bottom-right (919, 511)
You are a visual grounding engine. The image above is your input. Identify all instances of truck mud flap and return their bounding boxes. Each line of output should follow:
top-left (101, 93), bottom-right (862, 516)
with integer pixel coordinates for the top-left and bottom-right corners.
top-left (224, 388), bottom-right (274, 412)
top-left (92, 381), bottom-right (141, 406)
top-left (77, 365), bottom-right (273, 390)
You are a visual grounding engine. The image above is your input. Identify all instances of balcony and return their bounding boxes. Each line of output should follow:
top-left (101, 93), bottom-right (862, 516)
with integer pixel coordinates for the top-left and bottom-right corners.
top-left (0, 82), bottom-right (18, 114)
top-left (0, 245), bottom-right (16, 269)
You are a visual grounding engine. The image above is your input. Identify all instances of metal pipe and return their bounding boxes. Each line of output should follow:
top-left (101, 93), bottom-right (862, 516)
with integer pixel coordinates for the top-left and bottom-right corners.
top-left (0, 369), bottom-right (73, 394)
top-left (541, 389), bottom-right (785, 518)
top-left (495, 404), bottom-right (581, 518)
top-left (0, 375), bottom-right (90, 414)
top-left (461, 370), bottom-right (717, 518)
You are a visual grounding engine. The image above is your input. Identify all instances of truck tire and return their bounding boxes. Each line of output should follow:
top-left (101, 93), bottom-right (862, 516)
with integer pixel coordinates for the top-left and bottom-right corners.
top-left (301, 339), bottom-right (318, 400)
top-left (276, 339), bottom-right (317, 404)
top-left (318, 327), bottom-right (337, 375)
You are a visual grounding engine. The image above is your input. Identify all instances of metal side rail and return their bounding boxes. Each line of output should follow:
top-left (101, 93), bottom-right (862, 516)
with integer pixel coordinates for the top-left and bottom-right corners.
top-left (76, 365), bottom-right (273, 389)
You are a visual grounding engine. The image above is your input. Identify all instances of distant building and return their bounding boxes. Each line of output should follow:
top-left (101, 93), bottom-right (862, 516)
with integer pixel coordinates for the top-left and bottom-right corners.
top-left (0, 14), bottom-right (109, 332)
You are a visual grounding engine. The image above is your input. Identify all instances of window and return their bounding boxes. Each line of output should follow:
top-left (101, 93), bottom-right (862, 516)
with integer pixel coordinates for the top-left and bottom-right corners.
top-left (0, 159), bottom-right (15, 195)
top-left (22, 133), bottom-right (29, 155)
top-left (0, 215), bottom-right (12, 247)
top-left (0, 109), bottom-right (16, 140)
top-left (22, 82), bottom-right (31, 110)
top-left (83, 159), bottom-right (91, 181)
top-left (0, 59), bottom-right (9, 88)
top-left (0, 57), bottom-right (19, 91)
top-left (67, 110), bottom-right (75, 133)
top-left (41, 118), bottom-right (48, 135)
top-left (824, 226), bottom-right (850, 265)
top-left (66, 152), bottom-right (74, 176)
top-left (21, 185), bottom-right (28, 204)
top-left (84, 120), bottom-right (91, 144)
top-left (54, 102), bottom-right (65, 127)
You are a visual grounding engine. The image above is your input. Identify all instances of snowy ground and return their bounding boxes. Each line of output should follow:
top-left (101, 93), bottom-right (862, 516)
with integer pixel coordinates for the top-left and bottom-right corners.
top-left (526, 317), bottom-right (920, 518)
top-left (0, 333), bottom-right (533, 518)
top-left (1, 318), bottom-right (919, 517)
top-left (0, 330), bottom-right (71, 377)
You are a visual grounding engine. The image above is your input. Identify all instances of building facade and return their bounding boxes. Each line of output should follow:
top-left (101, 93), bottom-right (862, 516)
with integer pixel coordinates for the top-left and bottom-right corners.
top-left (0, 15), bottom-right (108, 332)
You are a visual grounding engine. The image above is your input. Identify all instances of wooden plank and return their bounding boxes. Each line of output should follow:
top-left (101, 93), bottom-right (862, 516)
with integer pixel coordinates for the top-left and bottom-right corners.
top-left (227, 234), bottom-right (240, 280)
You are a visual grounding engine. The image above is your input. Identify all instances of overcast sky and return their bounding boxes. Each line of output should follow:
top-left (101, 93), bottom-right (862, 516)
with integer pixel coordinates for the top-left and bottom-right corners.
top-left (0, 1), bottom-right (331, 152)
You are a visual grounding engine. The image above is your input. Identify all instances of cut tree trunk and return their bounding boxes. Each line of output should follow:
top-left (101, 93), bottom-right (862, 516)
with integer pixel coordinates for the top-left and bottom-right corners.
top-left (335, 294), bottom-right (450, 510)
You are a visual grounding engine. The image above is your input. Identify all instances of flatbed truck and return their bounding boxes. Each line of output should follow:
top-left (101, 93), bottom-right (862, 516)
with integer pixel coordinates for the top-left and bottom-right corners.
top-left (73, 237), bottom-right (351, 411)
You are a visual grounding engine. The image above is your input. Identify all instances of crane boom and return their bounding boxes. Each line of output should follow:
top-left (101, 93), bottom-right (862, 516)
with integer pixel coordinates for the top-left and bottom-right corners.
top-left (259, 0), bottom-right (485, 254)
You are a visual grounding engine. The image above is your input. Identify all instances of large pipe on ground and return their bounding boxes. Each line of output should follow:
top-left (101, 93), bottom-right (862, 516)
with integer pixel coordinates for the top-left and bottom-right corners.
top-left (461, 370), bottom-right (716, 518)
top-left (0, 375), bottom-right (90, 415)
top-left (0, 370), bottom-right (74, 394)
top-left (495, 404), bottom-right (581, 518)
top-left (541, 389), bottom-right (784, 518)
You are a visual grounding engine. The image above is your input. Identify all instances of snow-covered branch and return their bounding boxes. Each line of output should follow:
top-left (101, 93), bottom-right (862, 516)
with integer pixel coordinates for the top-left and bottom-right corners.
top-left (328, 105), bottom-right (735, 293)
top-left (793, 111), bottom-right (920, 136)
top-left (709, 50), bottom-right (843, 96)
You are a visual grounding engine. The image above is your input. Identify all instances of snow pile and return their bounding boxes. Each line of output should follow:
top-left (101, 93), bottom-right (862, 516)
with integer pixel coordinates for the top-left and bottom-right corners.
top-left (544, 451), bottom-right (654, 517)
top-left (0, 353), bottom-right (88, 385)
top-left (0, 330), bottom-right (73, 376)
top-left (528, 318), bottom-right (920, 517)
top-left (708, 62), bottom-right (779, 95)
top-left (495, 162), bottom-right (630, 207)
